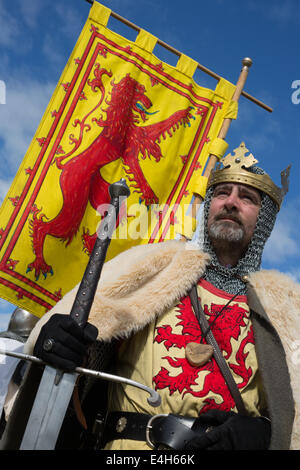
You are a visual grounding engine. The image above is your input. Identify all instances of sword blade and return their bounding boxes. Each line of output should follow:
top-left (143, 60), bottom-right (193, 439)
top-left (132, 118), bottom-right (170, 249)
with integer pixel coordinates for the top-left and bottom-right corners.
top-left (20, 366), bottom-right (78, 450)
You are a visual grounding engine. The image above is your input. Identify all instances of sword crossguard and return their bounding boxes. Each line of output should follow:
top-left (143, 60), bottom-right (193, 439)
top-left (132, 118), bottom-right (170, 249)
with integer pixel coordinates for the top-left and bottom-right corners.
top-left (0, 349), bottom-right (161, 408)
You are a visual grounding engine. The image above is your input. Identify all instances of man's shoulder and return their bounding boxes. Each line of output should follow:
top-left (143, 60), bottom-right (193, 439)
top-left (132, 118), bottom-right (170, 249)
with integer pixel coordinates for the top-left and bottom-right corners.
top-left (250, 268), bottom-right (299, 285)
top-left (249, 269), bottom-right (300, 299)
top-left (248, 269), bottom-right (300, 353)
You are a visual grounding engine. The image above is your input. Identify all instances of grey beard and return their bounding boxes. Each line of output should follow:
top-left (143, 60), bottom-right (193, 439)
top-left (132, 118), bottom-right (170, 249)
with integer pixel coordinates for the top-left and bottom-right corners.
top-left (208, 220), bottom-right (244, 243)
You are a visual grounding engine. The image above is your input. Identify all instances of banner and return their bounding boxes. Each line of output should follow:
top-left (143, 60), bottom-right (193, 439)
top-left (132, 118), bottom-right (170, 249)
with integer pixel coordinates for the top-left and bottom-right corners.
top-left (0, 2), bottom-right (237, 317)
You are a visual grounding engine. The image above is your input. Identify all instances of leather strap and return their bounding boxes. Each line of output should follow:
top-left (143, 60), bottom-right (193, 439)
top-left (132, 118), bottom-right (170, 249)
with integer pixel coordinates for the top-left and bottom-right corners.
top-left (104, 411), bottom-right (150, 443)
top-left (189, 284), bottom-right (247, 416)
top-left (104, 411), bottom-right (208, 449)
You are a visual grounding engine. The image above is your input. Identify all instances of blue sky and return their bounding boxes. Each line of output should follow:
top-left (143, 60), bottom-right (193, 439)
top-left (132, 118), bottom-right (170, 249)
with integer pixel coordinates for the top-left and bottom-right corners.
top-left (0, 0), bottom-right (299, 330)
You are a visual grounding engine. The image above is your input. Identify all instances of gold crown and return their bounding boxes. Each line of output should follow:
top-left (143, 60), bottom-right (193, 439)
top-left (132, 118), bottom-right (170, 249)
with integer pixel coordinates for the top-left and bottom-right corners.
top-left (207, 142), bottom-right (290, 209)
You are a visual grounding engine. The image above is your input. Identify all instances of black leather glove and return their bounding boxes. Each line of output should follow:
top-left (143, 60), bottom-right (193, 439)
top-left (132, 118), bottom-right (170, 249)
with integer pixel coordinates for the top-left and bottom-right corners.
top-left (33, 314), bottom-right (98, 372)
top-left (185, 410), bottom-right (271, 450)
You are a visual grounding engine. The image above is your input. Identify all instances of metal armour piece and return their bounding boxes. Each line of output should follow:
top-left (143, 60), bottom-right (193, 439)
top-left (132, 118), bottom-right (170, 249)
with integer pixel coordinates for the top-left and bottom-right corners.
top-left (0, 307), bottom-right (39, 342)
top-left (201, 165), bottom-right (278, 295)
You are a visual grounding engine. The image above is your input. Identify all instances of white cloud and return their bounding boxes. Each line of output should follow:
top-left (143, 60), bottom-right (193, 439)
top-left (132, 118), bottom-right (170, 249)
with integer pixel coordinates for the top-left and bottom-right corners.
top-left (17, 0), bottom-right (43, 29)
top-left (0, 178), bottom-right (13, 205)
top-left (283, 268), bottom-right (300, 283)
top-left (0, 313), bottom-right (12, 332)
top-left (263, 198), bottom-right (300, 265)
top-left (263, 219), bottom-right (298, 264)
top-left (0, 291), bottom-right (18, 330)
top-left (54, 4), bottom-right (83, 39)
top-left (0, 78), bottom-right (55, 174)
top-left (42, 33), bottom-right (66, 68)
top-left (0, 298), bottom-right (15, 332)
top-left (0, 0), bottom-right (20, 48)
top-left (231, 100), bottom-right (281, 157)
top-left (0, 1), bottom-right (34, 55)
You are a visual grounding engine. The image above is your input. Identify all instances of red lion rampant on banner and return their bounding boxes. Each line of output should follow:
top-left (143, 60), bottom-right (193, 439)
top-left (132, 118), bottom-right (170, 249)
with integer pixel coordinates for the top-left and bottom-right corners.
top-left (27, 66), bottom-right (194, 279)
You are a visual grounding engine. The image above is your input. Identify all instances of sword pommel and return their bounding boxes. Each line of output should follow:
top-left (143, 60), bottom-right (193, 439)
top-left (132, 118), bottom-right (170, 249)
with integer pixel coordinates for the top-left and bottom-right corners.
top-left (108, 178), bottom-right (130, 199)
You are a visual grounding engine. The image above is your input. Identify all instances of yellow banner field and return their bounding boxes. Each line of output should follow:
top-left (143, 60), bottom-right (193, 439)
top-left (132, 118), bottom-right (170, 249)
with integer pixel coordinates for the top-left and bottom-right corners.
top-left (0, 2), bottom-right (237, 317)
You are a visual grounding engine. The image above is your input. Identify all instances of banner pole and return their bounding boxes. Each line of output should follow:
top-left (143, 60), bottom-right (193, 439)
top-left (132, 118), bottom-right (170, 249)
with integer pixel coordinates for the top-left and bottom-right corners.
top-left (84, 0), bottom-right (271, 113)
top-left (191, 57), bottom-right (253, 220)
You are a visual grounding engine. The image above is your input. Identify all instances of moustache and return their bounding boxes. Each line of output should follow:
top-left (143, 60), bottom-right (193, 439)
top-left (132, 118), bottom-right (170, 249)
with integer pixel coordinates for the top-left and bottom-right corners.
top-left (214, 213), bottom-right (242, 226)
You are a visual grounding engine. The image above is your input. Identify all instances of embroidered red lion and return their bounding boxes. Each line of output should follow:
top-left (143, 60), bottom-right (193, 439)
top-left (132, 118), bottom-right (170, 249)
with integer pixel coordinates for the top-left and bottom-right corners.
top-left (153, 296), bottom-right (254, 413)
top-left (27, 68), bottom-right (194, 279)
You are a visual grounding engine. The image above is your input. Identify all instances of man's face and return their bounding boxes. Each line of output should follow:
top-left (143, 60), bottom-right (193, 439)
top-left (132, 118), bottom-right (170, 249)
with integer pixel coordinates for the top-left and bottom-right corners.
top-left (207, 183), bottom-right (261, 249)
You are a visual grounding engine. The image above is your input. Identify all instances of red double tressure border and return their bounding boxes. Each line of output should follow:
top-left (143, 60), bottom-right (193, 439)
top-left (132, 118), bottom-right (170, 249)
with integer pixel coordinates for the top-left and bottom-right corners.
top-left (0, 24), bottom-right (224, 311)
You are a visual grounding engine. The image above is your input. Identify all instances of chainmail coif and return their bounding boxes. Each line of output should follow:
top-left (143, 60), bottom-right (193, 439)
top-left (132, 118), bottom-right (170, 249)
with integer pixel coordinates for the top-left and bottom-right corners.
top-left (200, 165), bottom-right (278, 295)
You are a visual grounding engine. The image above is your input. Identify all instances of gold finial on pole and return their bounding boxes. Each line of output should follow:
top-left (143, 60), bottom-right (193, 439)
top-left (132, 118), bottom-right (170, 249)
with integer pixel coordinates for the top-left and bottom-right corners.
top-left (242, 57), bottom-right (253, 68)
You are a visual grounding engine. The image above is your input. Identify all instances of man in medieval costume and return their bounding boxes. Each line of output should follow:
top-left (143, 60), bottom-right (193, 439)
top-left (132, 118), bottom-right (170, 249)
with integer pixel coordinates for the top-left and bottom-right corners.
top-left (24, 143), bottom-right (300, 450)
